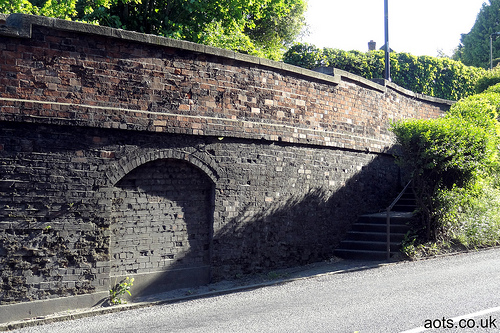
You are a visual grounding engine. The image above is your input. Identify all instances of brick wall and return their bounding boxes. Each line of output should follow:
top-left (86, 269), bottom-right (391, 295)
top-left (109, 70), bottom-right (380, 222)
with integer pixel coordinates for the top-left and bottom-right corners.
top-left (110, 158), bottom-right (214, 295)
top-left (0, 14), bottom-right (450, 152)
top-left (0, 14), bottom-right (452, 321)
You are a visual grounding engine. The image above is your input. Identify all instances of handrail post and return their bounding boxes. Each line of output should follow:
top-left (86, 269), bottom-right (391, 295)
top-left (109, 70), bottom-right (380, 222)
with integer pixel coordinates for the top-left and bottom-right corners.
top-left (385, 180), bottom-right (412, 261)
top-left (386, 207), bottom-right (391, 260)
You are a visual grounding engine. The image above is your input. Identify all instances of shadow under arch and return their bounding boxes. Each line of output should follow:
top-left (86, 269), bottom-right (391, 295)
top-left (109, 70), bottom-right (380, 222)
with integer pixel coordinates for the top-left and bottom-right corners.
top-left (109, 157), bottom-right (216, 297)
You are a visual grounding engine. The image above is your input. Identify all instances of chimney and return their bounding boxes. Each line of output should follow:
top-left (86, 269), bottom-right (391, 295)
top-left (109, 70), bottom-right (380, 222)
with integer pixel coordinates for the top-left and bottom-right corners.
top-left (368, 40), bottom-right (376, 51)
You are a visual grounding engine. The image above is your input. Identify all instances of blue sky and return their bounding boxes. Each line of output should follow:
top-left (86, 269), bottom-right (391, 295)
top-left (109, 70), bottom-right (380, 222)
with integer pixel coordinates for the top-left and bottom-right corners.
top-left (300, 0), bottom-right (488, 57)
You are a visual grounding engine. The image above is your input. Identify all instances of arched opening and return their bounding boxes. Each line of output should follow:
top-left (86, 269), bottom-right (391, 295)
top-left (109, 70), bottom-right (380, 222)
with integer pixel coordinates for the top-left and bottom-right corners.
top-left (110, 158), bottom-right (214, 294)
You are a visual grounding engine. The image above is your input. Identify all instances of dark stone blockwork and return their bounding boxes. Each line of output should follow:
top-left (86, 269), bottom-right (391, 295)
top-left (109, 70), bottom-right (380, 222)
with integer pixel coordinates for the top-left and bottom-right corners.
top-left (0, 121), bottom-right (398, 312)
top-left (111, 158), bottom-right (214, 295)
top-left (0, 14), bottom-right (452, 322)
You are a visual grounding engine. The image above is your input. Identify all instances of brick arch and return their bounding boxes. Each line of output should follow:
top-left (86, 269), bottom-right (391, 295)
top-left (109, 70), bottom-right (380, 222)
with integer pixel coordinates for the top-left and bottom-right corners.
top-left (104, 149), bottom-right (220, 187)
top-left (109, 157), bottom-right (216, 294)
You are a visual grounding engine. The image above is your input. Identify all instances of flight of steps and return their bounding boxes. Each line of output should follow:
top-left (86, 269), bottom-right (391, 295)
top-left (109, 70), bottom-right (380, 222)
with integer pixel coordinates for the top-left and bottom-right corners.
top-left (334, 189), bottom-right (416, 260)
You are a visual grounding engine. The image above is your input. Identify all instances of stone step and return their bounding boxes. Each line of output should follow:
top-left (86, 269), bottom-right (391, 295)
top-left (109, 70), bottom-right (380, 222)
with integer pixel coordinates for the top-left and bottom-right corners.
top-left (345, 231), bottom-right (407, 243)
top-left (357, 211), bottom-right (414, 224)
top-left (391, 204), bottom-right (417, 212)
top-left (334, 249), bottom-right (391, 261)
top-left (335, 217), bottom-right (412, 259)
top-left (350, 223), bottom-right (410, 234)
top-left (334, 185), bottom-right (416, 260)
top-left (337, 240), bottom-right (403, 252)
top-left (392, 197), bottom-right (417, 212)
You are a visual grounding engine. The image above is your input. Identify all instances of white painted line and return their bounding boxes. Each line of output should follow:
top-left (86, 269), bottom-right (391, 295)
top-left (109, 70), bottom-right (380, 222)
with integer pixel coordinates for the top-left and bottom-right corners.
top-left (399, 306), bottom-right (500, 333)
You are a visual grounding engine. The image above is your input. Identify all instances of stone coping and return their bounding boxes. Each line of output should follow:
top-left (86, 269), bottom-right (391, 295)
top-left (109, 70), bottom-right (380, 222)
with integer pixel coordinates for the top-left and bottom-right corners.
top-left (0, 13), bottom-right (341, 85)
top-left (314, 67), bottom-right (455, 106)
top-left (0, 13), bottom-right (454, 107)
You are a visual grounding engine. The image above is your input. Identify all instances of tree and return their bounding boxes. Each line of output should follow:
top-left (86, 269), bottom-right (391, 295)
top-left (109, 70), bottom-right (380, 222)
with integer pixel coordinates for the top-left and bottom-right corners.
top-left (454, 0), bottom-right (500, 68)
top-left (243, 0), bottom-right (307, 59)
top-left (1, 0), bottom-right (307, 60)
top-left (282, 43), bottom-right (325, 69)
top-left (0, 0), bottom-right (77, 20)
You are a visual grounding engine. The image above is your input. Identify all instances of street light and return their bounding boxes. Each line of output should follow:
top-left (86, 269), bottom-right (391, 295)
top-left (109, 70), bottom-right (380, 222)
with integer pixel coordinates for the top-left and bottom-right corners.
top-left (384, 0), bottom-right (390, 81)
top-left (490, 32), bottom-right (500, 69)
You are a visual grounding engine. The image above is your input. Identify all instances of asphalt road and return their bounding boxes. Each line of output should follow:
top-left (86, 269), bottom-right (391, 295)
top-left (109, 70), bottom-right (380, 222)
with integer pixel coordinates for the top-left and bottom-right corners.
top-left (11, 248), bottom-right (500, 333)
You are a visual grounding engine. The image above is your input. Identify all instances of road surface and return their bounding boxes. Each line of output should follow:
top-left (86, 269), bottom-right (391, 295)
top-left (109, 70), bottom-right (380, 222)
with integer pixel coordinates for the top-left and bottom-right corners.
top-left (10, 248), bottom-right (500, 332)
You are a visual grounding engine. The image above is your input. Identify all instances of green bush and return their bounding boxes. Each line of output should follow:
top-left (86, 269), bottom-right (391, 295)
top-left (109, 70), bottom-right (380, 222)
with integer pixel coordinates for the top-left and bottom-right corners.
top-left (392, 117), bottom-right (492, 187)
top-left (434, 182), bottom-right (500, 248)
top-left (475, 66), bottom-right (500, 93)
top-left (390, 86), bottom-right (500, 249)
top-left (283, 44), bottom-right (485, 100)
top-left (283, 43), bottom-right (326, 69)
top-left (448, 91), bottom-right (500, 137)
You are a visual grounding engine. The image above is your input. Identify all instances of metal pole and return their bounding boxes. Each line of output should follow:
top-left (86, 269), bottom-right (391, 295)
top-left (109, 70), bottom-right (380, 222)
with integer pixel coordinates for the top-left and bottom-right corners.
top-left (384, 0), bottom-right (390, 81)
top-left (386, 207), bottom-right (391, 260)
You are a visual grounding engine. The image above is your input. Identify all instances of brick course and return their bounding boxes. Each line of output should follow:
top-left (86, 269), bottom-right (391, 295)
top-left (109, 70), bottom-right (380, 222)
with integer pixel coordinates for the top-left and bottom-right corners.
top-left (0, 14), bottom-right (450, 152)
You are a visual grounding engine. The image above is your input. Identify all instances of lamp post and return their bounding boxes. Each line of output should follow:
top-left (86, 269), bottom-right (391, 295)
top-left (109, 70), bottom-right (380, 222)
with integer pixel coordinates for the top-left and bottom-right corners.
top-left (490, 32), bottom-right (500, 69)
top-left (384, 0), bottom-right (390, 81)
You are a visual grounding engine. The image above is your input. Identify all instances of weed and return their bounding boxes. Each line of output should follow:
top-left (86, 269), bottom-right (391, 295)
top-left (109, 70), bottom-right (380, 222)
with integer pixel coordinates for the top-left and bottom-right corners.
top-left (266, 271), bottom-right (289, 280)
top-left (109, 277), bottom-right (134, 305)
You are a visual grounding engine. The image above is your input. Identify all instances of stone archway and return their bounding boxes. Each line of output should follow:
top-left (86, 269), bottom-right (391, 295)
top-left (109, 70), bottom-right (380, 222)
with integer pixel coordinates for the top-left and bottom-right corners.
top-left (110, 158), bottom-right (214, 295)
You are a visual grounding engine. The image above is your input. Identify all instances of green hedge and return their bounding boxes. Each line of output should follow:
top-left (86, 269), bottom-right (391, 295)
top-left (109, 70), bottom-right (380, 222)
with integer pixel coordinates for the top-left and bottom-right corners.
top-left (283, 44), bottom-right (485, 101)
top-left (390, 84), bottom-right (500, 253)
top-left (475, 66), bottom-right (500, 93)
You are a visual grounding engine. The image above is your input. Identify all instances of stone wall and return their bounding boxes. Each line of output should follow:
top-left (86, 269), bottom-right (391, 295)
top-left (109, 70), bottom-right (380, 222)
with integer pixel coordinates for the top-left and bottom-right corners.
top-left (0, 14), bottom-right (452, 322)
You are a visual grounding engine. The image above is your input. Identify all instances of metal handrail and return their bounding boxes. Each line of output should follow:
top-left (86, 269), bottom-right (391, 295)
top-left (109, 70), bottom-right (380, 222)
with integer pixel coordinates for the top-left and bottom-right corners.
top-left (386, 180), bottom-right (412, 260)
